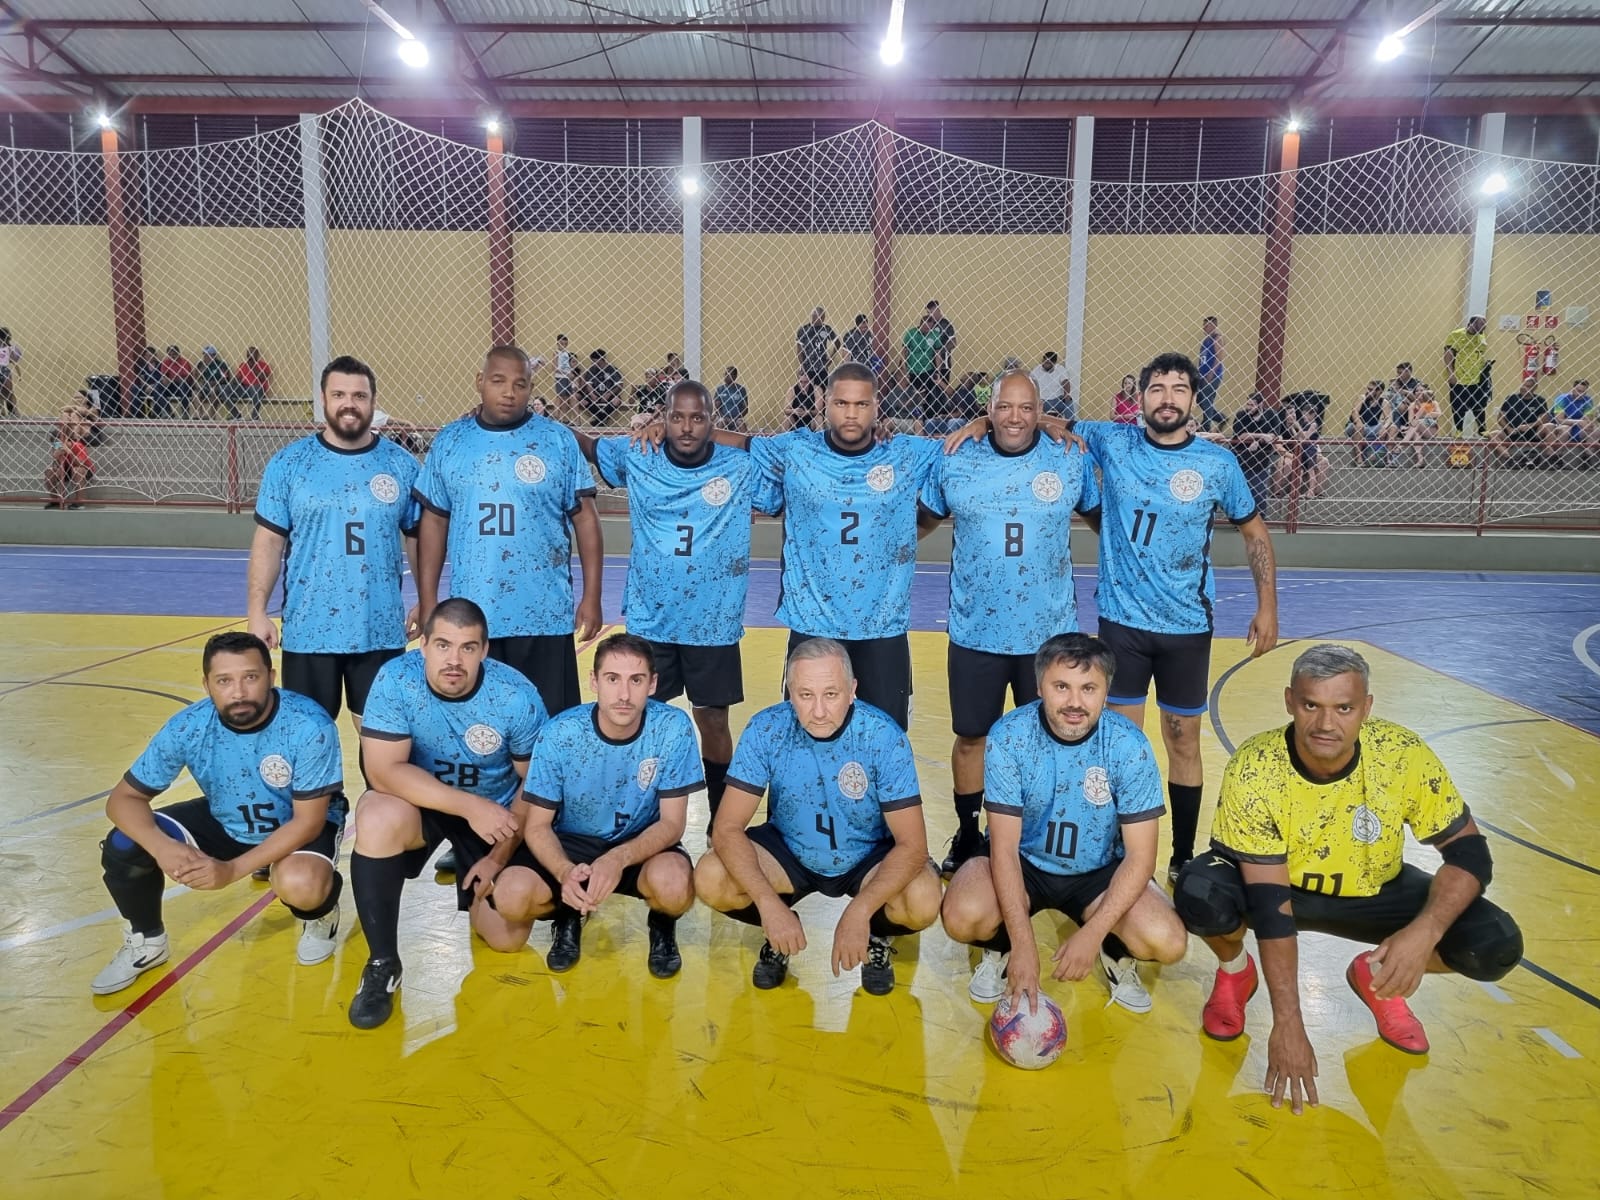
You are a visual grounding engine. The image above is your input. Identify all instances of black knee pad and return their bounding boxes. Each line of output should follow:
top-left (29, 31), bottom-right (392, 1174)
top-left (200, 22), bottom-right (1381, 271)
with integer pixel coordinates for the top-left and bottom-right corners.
top-left (1174, 864), bottom-right (1246, 938)
top-left (101, 827), bottom-right (160, 880)
top-left (283, 867), bottom-right (343, 922)
top-left (1442, 910), bottom-right (1524, 982)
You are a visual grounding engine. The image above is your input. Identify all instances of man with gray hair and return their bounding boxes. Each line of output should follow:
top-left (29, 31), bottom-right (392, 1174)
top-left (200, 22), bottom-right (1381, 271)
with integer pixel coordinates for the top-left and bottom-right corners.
top-left (1174, 644), bottom-right (1522, 1113)
top-left (694, 637), bottom-right (941, 996)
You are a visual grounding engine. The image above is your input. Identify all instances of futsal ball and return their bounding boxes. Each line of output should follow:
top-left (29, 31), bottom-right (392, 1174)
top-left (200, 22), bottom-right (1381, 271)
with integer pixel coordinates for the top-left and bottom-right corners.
top-left (987, 994), bottom-right (1067, 1070)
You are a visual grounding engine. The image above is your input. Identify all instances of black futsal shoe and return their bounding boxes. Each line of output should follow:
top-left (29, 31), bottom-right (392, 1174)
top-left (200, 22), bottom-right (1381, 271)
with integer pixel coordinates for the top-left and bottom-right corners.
top-left (546, 909), bottom-right (583, 973)
top-left (348, 957), bottom-right (402, 1030)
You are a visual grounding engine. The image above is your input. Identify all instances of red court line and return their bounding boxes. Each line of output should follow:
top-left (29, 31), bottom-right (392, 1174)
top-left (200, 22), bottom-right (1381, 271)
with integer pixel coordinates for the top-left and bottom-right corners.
top-left (0, 618), bottom-right (242, 698)
top-left (0, 890), bottom-right (276, 1134)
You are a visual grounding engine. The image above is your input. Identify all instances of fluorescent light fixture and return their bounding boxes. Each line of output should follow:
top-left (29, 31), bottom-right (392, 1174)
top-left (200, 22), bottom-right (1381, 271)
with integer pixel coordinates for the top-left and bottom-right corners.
top-left (1480, 172), bottom-right (1509, 197)
top-left (680, 175), bottom-right (701, 196)
top-left (880, 0), bottom-right (905, 66)
top-left (397, 36), bottom-right (429, 68)
top-left (1375, 34), bottom-right (1405, 62)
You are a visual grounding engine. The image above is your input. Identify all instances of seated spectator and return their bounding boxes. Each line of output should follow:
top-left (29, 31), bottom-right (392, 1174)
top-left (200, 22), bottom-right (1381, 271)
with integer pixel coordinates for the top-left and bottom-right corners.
top-left (951, 372), bottom-right (984, 423)
top-left (1345, 380), bottom-right (1394, 466)
top-left (1399, 387), bottom-right (1442, 466)
top-left (1230, 391), bottom-right (1288, 512)
top-left (1280, 395), bottom-right (1329, 499)
top-left (1112, 374), bottom-right (1140, 424)
top-left (581, 349), bottom-right (623, 425)
top-left (133, 346), bottom-right (164, 418)
top-left (45, 403), bottom-right (94, 508)
top-left (159, 345), bottom-right (195, 418)
top-left (1029, 351), bottom-right (1070, 419)
top-left (1549, 378), bottom-right (1595, 462)
top-left (196, 346), bottom-right (236, 419)
top-left (786, 368), bottom-right (818, 432)
top-left (1387, 361), bottom-right (1423, 425)
top-left (714, 365), bottom-right (750, 432)
top-left (633, 367), bottom-right (668, 416)
top-left (0, 326), bottom-right (21, 415)
top-left (237, 346), bottom-right (272, 419)
top-left (71, 389), bottom-right (106, 446)
top-left (878, 369), bottom-right (920, 434)
top-left (972, 372), bottom-right (992, 409)
top-left (1494, 377), bottom-right (1553, 465)
top-left (529, 395), bottom-right (549, 416)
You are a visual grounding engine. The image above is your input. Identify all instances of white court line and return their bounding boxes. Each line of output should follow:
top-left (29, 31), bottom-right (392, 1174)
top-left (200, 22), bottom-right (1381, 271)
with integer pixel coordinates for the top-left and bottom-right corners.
top-left (1533, 1027), bottom-right (1584, 1059)
top-left (0, 885), bottom-right (188, 953)
top-left (1573, 623), bottom-right (1600, 682)
top-left (1477, 980), bottom-right (1515, 1004)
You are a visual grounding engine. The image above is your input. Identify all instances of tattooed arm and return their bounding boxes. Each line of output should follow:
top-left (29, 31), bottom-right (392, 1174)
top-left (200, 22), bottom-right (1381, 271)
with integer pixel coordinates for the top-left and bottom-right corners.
top-left (1237, 514), bottom-right (1278, 657)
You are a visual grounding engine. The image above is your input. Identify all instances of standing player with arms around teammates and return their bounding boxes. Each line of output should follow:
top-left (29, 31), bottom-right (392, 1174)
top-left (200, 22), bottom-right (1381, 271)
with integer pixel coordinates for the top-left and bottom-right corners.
top-left (695, 639), bottom-right (942, 995)
top-left (1079, 352), bottom-right (1278, 883)
top-left (941, 634), bottom-right (1188, 1015)
top-left (413, 345), bottom-right (603, 717)
top-left (1175, 645), bottom-right (1522, 1114)
top-left (570, 380), bottom-right (778, 832)
top-left (92, 633), bottom-right (346, 995)
top-left (519, 634), bottom-right (705, 979)
top-left (345, 599), bottom-right (550, 1029)
top-left (918, 369), bottom-right (1101, 874)
top-left (247, 355), bottom-right (422, 732)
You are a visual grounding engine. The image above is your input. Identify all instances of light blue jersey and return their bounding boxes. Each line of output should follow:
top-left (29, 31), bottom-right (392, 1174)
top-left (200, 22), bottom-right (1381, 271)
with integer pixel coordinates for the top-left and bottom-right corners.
top-left (984, 705), bottom-right (1164, 876)
top-left (360, 652), bottom-right (547, 807)
top-left (522, 701), bottom-right (703, 842)
top-left (126, 689), bottom-right (345, 843)
top-left (751, 430), bottom-right (940, 640)
top-left (1080, 422), bottom-right (1257, 634)
top-left (594, 438), bottom-right (778, 646)
top-left (921, 433), bottom-right (1100, 655)
top-left (727, 701), bottom-right (922, 877)
top-left (254, 434), bottom-right (421, 654)
top-left (413, 413), bottom-right (595, 638)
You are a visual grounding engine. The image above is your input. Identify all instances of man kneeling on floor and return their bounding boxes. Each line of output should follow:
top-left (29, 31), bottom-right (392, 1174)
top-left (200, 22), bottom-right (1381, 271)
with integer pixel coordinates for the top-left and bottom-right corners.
top-left (94, 632), bottom-right (345, 995)
top-left (940, 633), bottom-right (1188, 1015)
top-left (346, 598), bottom-right (549, 1029)
top-left (1175, 643), bottom-right (1523, 1114)
top-left (695, 637), bottom-right (942, 994)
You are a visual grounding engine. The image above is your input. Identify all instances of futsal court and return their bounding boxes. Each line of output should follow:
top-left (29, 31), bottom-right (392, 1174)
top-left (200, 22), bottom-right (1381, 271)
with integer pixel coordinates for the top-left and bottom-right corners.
top-left (0, 546), bottom-right (1595, 1199)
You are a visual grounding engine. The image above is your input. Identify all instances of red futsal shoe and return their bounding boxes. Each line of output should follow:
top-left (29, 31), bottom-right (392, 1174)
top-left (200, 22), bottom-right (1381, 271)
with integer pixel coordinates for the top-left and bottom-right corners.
top-left (1201, 954), bottom-right (1259, 1041)
top-left (1346, 951), bottom-right (1430, 1055)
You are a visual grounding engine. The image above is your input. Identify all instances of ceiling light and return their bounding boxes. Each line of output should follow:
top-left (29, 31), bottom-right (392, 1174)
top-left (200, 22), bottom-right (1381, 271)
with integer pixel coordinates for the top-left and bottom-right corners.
top-left (881, 0), bottom-right (905, 66)
top-left (397, 36), bottom-right (429, 68)
top-left (879, 38), bottom-right (904, 66)
top-left (484, 117), bottom-right (501, 135)
top-left (94, 111), bottom-right (113, 130)
top-left (1285, 117), bottom-right (1302, 133)
top-left (680, 175), bottom-right (701, 196)
top-left (1480, 172), bottom-right (1509, 197)
top-left (1375, 34), bottom-right (1404, 62)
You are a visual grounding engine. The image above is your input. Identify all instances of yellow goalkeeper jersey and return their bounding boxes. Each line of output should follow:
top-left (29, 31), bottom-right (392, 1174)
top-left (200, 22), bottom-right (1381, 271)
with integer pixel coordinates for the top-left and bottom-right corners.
top-left (1212, 718), bottom-right (1469, 898)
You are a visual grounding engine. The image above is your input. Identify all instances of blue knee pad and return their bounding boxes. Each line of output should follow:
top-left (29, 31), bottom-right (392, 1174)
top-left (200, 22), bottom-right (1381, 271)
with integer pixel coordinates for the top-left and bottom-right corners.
top-left (104, 812), bottom-right (196, 867)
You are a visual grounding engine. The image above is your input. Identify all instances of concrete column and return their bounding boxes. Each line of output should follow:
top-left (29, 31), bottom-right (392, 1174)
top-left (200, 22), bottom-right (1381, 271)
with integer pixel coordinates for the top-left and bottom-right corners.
top-left (100, 125), bottom-right (147, 402)
top-left (682, 116), bottom-right (703, 380)
top-left (871, 120), bottom-right (896, 364)
top-left (1253, 128), bottom-right (1300, 402)
top-left (299, 113), bottom-right (330, 422)
top-left (1062, 117), bottom-right (1092, 393)
top-left (1465, 112), bottom-right (1505, 321)
top-left (487, 126), bottom-right (515, 347)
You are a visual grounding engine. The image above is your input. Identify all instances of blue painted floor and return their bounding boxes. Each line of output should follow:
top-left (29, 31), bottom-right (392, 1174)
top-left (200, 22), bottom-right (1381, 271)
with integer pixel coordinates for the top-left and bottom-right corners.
top-left (3, 546), bottom-right (1596, 735)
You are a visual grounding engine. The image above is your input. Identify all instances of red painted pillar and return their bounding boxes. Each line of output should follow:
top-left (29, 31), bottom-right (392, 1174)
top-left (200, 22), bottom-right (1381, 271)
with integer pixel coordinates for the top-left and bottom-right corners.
top-left (487, 129), bottom-right (515, 346)
top-left (101, 126), bottom-right (147, 399)
top-left (1253, 130), bottom-right (1300, 402)
top-left (871, 119), bottom-right (896, 364)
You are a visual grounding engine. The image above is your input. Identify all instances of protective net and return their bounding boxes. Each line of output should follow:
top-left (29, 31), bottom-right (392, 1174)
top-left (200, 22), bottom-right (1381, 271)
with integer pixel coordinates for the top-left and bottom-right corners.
top-left (1, 99), bottom-right (1596, 528)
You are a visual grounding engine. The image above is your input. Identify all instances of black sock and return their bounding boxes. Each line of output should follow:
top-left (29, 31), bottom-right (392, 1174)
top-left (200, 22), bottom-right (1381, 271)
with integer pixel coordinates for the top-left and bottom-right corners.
top-left (647, 908), bottom-right (677, 932)
top-left (351, 852), bottom-right (406, 962)
top-left (1102, 932), bottom-right (1133, 962)
top-left (869, 908), bottom-right (917, 938)
top-left (102, 839), bottom-right (166, 937)
top-left (1168, 782), bottom-right (1203, 865)
top-left (975, 926), bottom-right (1011, 954)
top-left (284, 869), bottom-right (343, 922)
top-left (953, 791), bottom-right (983, 834)
top-left (703, 759), bottom-right (729, 818)
top-left (721, 904), bottom-right (766, 929)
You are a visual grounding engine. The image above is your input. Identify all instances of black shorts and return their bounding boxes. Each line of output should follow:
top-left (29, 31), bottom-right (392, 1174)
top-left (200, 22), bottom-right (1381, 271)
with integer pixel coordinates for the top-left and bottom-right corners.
top-left (490, 634), bottom-right (581, 715)
top-left (975, 842), bottom-right (1119, 925)
top-left (786, 630), bottom-right (912, 731)
top-left (908, 370), bottom-right (937, 397)
top-left (650, 640), bottom-right (743, 708)
top-left (155, 796), bottom-right (342, 863)
top-left (746, 822), bottom-right (893, 901)
top-left (528, 830), bottom-right (691, 901)
top-left (281, 647), bottom-right (404, 721)
top-left (555, 377), bottom-right (574, 398)
top-left (948, 642), bottom-right (1038, 738)
top-left (1096, 618), bottom-right (1212, 716)
top-left (1175, 855), bottom-right (1522, 977)
top-left (400, 809), bottom-right (542, 913)
top-left (804, 367), bottom-right (830, 390)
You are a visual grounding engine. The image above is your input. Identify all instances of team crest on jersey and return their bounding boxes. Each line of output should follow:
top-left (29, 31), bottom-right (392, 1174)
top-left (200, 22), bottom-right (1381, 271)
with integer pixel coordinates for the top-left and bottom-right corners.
top-left (514, 454), bottom-right (547, 484)
top-left (837, 761), bottom-right (869, 800)
top-left (1082, 766), bottom-right (1112, 806)
top-left (865, 464), bottom-right (896, 493)
top-left (258, 754), bottom-right (293, 789)
top-left (1031, 471), bottom-right (1064, 503)
top-left (636, 757), bottom-right (660, 790)
top-left (1351, 804), bottom-right (1383, 845)
top-left (1169, 468), bottom-right (1205, 502)
top-left (368, 473), bottom-right (400, 504)
top-left (463, 723), bottom-right (502, 755)
top-left (701, 476), bottom-right (733, 507)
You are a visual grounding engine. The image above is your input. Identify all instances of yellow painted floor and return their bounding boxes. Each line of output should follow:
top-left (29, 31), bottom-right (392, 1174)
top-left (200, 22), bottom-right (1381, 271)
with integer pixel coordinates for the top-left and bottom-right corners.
top-left (2, 616), bottom-right (1598, 1199)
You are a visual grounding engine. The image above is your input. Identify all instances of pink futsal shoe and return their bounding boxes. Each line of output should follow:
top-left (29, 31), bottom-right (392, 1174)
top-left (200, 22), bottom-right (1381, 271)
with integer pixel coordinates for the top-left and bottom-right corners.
top-left (1346, 951), bottom-right (1430, 1055)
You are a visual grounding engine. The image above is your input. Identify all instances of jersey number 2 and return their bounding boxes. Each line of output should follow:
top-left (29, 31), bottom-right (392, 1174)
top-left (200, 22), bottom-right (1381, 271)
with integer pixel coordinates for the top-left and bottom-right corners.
top-left (840, 511), bottom-right (860, 545)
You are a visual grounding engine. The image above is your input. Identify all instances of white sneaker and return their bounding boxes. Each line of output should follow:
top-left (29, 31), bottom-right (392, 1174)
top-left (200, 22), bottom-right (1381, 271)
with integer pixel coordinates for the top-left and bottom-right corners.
top-left (297, 908), bottom-right (340, 966)
top-left (969, 949), bottom-right (1009, 1004)
top-left (1101, 950), bottom-right (1152, 1013)
top-left (91, 930), bottom-right (170, 995)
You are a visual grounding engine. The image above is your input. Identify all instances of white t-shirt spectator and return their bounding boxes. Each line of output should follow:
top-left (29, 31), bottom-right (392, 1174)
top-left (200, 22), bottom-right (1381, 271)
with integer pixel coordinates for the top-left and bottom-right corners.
top-left (1029, 362), bottom-right (1067, 403)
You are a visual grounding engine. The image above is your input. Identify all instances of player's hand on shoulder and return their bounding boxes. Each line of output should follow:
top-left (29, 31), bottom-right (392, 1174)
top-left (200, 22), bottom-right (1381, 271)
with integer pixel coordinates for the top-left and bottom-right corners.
top-left (871, 417), bottom-right (896, 444)
top-left (1264, 1020), bottom-right (1319, 1115)
top-left (629, 414), bottom-right (666, 453)
top-left (760, 899), bottom-right (807, 957)
top-left (830, 906), bottom-right (871, 976)
top-left (468, 798), bottom-right (519, 846)
top-left (942, 417), bottom-right (989, 454)
top-left (246, 613), bottom-right (280, 650)
top-left (1050, 926), bottom-right (1102, 982)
